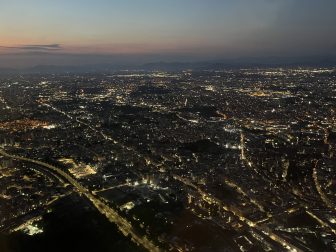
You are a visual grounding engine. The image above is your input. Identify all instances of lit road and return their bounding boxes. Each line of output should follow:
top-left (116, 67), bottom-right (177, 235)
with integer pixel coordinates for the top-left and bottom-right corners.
top-left (222, 176), bottom-right (266, 213)
top-left (0, 148), bottom-right (161, 252)
top-left (312, 159), bottom-right (336, 212)
top-left (38, 102), bottom-right (318, 250)
top-left (41, 103), bottom-right (149, 163)
top-left (173, 175), bottom-right (303, 252)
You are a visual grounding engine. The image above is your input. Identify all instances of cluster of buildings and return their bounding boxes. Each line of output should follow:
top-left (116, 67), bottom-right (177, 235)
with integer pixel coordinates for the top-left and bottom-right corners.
top-left (0, 68), bottom-right (335, 251)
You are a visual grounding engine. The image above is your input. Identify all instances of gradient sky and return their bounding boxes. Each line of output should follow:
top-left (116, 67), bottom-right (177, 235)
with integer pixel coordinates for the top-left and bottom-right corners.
top-left (0, 0), bottom-right (335, 67)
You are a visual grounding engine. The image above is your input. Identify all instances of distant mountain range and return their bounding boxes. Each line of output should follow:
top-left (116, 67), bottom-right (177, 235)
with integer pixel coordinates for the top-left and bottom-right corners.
top-left (0, 56), bottom-right (335, 74)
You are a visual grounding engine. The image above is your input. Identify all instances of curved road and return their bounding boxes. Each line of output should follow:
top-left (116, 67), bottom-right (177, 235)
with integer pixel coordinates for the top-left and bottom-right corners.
top-left (0, 148), bottom-right (161, 252)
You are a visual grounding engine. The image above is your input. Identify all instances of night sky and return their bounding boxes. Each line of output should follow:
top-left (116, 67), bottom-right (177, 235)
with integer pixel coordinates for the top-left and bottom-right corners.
top-left (0, 0), bottom-right (335, 67)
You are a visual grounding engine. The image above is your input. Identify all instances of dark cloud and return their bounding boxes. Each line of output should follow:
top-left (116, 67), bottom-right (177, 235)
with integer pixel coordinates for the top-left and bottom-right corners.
top-left (0, 44), bottom-right (62, 51)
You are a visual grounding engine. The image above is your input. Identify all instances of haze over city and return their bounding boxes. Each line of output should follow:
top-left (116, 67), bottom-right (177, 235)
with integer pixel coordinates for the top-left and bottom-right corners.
top-left (1, 0), bottom-right (336, 68)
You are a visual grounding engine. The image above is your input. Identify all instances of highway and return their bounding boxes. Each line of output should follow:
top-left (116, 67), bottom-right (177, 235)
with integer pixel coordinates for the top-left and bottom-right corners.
top-left (0, 148), bottom-right (161, 252)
